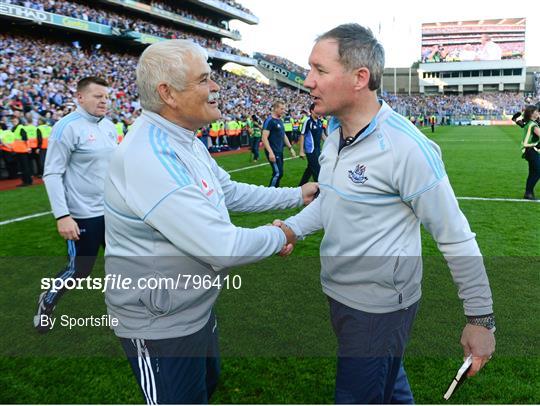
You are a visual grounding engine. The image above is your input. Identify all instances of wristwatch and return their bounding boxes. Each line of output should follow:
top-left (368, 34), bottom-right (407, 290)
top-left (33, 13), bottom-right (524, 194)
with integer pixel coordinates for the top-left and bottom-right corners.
top-left (466, 314), bottom-right (496, 332)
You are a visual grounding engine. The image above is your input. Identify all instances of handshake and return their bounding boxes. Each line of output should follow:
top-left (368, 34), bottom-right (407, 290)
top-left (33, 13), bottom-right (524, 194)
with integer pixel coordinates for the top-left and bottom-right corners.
top-left (271, 182), bottom-right (319, 257)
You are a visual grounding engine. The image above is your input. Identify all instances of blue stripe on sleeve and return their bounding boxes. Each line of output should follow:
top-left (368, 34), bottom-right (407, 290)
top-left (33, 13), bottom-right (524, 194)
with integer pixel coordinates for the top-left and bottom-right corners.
top-left (156, 129), bottom-right (192, 186)
top-left (392, 114), bottom-right (444, 177)
top-left (50, 113), bottom-right (82, 141)
top-left (149, 125), bottom-right (191, 187)
top-left (386, 115), bottom-right (444, 179)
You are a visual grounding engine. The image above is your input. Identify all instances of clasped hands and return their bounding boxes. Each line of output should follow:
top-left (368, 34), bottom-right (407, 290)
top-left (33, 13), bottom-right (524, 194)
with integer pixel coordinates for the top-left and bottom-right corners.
top-left (272, 182), bottom-right (318, 256)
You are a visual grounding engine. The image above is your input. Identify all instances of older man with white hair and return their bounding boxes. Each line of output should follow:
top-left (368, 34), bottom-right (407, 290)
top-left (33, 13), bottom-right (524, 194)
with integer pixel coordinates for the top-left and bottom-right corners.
top-left (104, 39), bottom-right (318, 404)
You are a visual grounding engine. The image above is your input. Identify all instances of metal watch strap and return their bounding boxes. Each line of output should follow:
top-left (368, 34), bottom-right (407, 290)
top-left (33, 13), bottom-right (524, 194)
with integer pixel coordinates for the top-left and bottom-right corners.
top-left (466, 314), bottom-right (496, 331)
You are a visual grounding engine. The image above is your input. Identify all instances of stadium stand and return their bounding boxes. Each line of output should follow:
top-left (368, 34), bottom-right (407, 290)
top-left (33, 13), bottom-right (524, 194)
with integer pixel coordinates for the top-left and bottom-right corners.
top-left (384, 92), bottom-right (525, 120)
top-left (256, 52), bottom-right (309, 76)
top-left (0, 0), bottom-right (537, 180)
top-left (4, 0), bottom-right (248, 56)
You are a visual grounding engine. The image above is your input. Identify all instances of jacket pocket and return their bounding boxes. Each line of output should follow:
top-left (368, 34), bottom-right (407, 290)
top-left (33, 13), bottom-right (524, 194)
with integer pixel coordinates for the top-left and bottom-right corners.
top-left (138, 272), bottom-right (172, 317)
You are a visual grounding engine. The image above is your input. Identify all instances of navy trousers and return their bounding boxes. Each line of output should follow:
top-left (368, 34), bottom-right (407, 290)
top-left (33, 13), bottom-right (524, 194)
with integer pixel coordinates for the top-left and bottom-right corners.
top-left (43, 216), bottom-right (105, 307)
top-left (299, 150), bottom-right (321, 185)
top-left (266, 151), bottom-right (284, 187)
top-left (328, 296), bottom-right (419, 404)
top-left (120, 311), bottom-right (220, 404)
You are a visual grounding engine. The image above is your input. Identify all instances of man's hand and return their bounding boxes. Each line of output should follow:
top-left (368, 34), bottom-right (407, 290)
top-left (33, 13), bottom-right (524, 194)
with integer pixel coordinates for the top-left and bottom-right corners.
top-left (57, 216), bottom-right (80, 241)
top-left (289, 147), bottom-right (297, 158)
top-left (460, 324), bottom-right (495, 377)
top-left (301, 182), bottom-right (319, 205)
top-left (299, 151), bottom-right (306, 159)
top-left (268, 153), bottom-right (276, 163)
top-left (273, 219), bottom-right (295, 256)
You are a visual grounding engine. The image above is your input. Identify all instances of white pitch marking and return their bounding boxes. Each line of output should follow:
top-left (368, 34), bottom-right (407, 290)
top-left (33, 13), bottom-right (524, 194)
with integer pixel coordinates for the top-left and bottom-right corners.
top-left (0, 211), bottom-right (52, 226)
top-left (457, 197), bottom-right (538, 203)
top-left (228, 157), bottom-right (296, 173)
top-left (1, 158), bottom-right (538, 226)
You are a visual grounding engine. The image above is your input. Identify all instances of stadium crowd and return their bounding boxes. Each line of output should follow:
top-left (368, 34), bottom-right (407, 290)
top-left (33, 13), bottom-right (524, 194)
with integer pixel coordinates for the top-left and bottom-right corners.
top-left (1, 28), bottom-right (538, 182)
top-left (139, 0), bottom-right (232, 29)
top-left (4, 0), bottom-right (247, 56)
top-left (218, 0), bottom-right (253, 15)
top-left (384, 92), bottom-right (526, 119)
top-left (257, 53), bottom-right (309, 76)
top-left (0, 34), bottom-right (310, 126)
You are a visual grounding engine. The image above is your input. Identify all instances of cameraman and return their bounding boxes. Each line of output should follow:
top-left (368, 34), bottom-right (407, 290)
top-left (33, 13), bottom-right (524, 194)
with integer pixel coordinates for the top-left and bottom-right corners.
top-left (512, 101), bottom-right (540, 128)
top-left (516, 104), bottom-right (540, 200)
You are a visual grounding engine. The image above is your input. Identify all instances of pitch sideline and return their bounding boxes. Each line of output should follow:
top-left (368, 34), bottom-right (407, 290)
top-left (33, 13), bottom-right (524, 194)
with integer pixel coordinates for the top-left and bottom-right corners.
top-left (1, 158), bottom-right (537, 226)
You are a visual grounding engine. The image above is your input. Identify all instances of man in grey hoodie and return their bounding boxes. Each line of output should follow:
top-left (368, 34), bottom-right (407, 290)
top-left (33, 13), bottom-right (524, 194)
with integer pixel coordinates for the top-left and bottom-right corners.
top-left (277, 24), bottom-right (495, 404)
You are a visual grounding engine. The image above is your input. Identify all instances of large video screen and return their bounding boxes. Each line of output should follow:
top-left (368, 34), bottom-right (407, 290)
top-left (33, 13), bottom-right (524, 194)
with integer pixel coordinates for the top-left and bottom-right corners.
top-left (421, 18), bottom-right (526, 63)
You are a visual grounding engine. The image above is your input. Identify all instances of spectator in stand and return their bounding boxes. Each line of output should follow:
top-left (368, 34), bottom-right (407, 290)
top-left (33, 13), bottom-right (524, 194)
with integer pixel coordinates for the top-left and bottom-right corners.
top-left (9, 0), bottom-right (248, 57)
top-left (259, 53), bottom-right (309, 76)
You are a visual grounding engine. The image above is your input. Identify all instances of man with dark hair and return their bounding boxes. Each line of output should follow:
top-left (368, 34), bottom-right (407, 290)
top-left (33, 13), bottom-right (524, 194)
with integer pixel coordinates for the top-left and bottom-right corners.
top-left (262, 101), bottom-right (296, 187)
top-left (34, 76), bottom-right (117, 333)
top-left (299, 102), bottom-right (326, 185)
top-left (276, 23), bottom-right (495, 404)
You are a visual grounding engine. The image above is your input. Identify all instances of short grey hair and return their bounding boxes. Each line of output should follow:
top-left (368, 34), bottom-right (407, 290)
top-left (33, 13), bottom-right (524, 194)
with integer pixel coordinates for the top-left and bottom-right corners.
top-left (136, 39), bottom-right (208, 113)
top-left (317, 23), bottom-right (385, 91)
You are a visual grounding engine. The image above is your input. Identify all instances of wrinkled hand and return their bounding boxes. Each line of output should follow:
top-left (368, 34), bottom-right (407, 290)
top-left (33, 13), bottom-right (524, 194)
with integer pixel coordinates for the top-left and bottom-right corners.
top-left (301, 182), bottom-right (319, 205)
top-left (57, 216), bottom-right (80, 241)
top-left (273, 219), bottom-right (296, 256)
top-left (460, 324), bottom-right (496, 377)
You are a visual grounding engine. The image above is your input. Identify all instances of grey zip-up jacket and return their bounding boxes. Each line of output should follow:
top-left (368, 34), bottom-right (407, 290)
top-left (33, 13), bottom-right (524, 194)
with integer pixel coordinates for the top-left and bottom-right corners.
top-left (43, 106), bottom-right (117, 219)
top-left (104, 111), bottom-right (303, 339)
top-left (285, 101), bottom-right (493, 316)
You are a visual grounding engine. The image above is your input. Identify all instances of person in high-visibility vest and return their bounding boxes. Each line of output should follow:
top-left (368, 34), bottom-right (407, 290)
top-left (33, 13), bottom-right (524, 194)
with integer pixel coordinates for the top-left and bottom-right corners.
top-left (25, 122), bottom-right (42, 177)
top-left (113, 118), bottom-right (125, 143)
top-left (247, 114), bottom-right (262, 162)
top-left (0, 125), bottom-right (18, 179)
top-left (520, 104), bottom-right (540, 200)
top-left (430, 115), bottom-right (437, 133)
top-left (283, 112), bottom-right (294, 145)
top-left (12, 117), bottom-right (33, 186)
top-left (218, 119), bottom-right (226, 146)
top-left (209, 121), bottom-right (220, 146)
top-left (37, 118), bottom-right (52, 175)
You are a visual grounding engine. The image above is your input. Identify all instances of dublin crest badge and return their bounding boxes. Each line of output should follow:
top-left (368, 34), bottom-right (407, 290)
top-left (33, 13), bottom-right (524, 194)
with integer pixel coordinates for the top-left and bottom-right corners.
top-left (348, 164), bottom-right (368, 184)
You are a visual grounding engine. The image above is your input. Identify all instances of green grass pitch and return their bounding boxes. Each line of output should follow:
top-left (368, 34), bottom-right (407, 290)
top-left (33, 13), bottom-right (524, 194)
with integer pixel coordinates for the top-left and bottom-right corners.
top-left (0, 125), bottom-right (538, 404)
